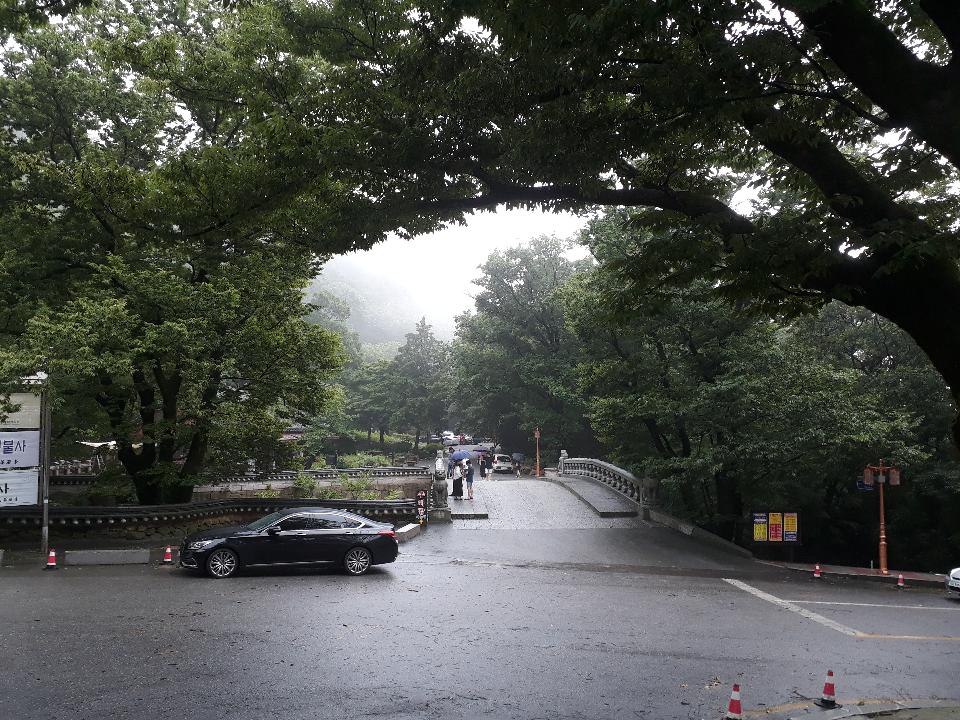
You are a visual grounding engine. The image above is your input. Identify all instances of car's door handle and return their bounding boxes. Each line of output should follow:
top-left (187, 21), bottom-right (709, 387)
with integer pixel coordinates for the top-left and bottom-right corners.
top-left (291, 531), bottom-right (309, 536)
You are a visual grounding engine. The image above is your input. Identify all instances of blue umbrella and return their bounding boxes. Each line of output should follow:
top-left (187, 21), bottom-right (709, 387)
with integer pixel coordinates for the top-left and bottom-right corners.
top-left (450, 450), bottom-right (471, 461)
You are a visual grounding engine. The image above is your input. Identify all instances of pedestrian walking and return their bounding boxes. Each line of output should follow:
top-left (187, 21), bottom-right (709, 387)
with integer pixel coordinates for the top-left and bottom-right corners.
top-left (451, 461), bottom-right (464, 500)
top-left (465, 459), bottom-right (475, 500)
top-left (479, 454), bottom-right (487, 479)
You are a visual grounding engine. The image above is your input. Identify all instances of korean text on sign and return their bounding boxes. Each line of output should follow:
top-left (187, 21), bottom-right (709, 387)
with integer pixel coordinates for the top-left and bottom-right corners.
top-left (768, 512), bottom-right (783, 542)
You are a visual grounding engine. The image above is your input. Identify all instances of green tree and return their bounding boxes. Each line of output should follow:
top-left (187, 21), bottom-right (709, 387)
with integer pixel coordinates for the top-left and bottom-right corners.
top-left (345, 360), bottom-right (397, 446)
top-left (455, 236), bottom-right (597, 457)
top-left (274, 0), bottom-right (960, 445)
top-left (0, 1), bottom-right (346, 501)
top-left (565, 215), bottom-right (957, 564)
top-left (390, 318), bottom-right (450, 448)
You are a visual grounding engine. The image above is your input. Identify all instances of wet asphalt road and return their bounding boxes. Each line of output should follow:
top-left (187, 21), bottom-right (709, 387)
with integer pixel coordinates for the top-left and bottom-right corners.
top-left (2, 479), bottom-right (959, 720)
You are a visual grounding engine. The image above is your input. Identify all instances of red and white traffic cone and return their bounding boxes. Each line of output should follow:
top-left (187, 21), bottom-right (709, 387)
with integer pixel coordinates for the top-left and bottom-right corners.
top-left (163, 546), bottom-right (173, 564)
top-left (897, 573), bottom-right (905, 589)
top-left (813, 562), bottom-right (822, 579)
top-left (724, 683), bottom-right (742, 719)
top-left (44, 548), bottom-right (57, 570)
top-left (814, 670), bottom-right (840, 709)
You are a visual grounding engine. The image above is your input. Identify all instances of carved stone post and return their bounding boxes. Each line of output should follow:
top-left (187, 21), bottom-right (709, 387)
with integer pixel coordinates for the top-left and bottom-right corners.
top-left (558, 449), bottom-right (568, 476)
top-left (429, 450), bottom-right (452, 522)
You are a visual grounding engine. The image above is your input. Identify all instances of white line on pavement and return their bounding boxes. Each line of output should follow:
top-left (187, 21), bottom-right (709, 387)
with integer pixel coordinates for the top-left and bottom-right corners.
top-left (786, 600), bottom-right (958, 611)
top-left (725, 579), bottom-right (960, 641)
top-left (723, 578), bottom-right (861, 636)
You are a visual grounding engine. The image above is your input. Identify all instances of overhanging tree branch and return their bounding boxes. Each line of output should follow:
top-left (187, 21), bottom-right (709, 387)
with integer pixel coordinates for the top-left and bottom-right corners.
top-left (786, 0), bottom-right (960, 168)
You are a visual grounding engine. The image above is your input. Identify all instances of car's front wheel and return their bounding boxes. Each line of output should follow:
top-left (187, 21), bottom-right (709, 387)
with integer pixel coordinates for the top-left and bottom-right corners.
top-left (206, 548), bottom-right (239, 579)
top-left (343, 546), bottom-right (372, 576)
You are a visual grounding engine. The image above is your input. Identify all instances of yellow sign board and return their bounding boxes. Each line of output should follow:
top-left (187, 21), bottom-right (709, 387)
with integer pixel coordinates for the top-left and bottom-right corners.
top-left (753, 513), bottom-right (768, 542)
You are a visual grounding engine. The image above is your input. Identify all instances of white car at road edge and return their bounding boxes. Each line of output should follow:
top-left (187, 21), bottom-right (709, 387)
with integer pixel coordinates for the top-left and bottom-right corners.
top-left (947, 567), bottom-right (960, 598)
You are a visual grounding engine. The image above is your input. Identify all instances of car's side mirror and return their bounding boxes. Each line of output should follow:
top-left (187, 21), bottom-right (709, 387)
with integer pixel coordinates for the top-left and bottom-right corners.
top-left (267, 526), bottom-right (281, 536)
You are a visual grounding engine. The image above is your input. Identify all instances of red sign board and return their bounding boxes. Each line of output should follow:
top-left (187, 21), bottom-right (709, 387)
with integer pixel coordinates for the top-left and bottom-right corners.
top-left (768, 512), bottom-right (783, 542)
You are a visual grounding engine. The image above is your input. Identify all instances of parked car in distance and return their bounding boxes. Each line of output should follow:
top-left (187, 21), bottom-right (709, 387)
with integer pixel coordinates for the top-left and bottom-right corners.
top-left (947, 567), bottom-right (960, 598)
top-left (492, 454), bottom-right (514, 473)
top-left (179, 508), bottom-right (399, 579)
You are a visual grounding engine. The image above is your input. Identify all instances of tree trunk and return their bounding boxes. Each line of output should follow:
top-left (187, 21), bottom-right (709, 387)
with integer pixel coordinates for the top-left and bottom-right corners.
top-left (413, 428), bottom-right (420, 450)
top-left (714, 468), bottom-right (743, 543)
top-left (379, 427), bottom-right (385, 445)
top-left (367, 427), bottom-right (372, 442)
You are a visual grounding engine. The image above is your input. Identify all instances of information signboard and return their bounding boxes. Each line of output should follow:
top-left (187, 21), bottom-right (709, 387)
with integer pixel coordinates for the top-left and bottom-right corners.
top-left (752, 511), bottom-right (800, 543)
top-left (752, 512), bottom-right (768, 542)
top-left (0, 469), bottom-right (39, 507)
top-left (0, 393), bottom-right (41, 430)
top-left (784, 512), bottom-right (799, 542)
top-left (768, 512), bottom-right (783, 542)
top-left (0, 430), bottom-right (40, 468)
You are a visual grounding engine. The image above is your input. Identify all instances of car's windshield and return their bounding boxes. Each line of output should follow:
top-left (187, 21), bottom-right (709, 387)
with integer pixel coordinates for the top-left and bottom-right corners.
top-left (245, 511), bottom-right (287, 531)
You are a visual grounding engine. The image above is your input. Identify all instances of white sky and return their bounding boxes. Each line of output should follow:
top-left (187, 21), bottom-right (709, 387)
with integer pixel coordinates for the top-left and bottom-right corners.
top-left (324, 207), bottom-right (591, 339)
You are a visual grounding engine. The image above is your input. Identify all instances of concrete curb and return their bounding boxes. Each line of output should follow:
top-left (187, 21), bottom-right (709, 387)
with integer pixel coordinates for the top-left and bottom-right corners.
top-left (762, 561), bottom-right (947, 589)
top-left (783, 698), bottom-right (960, 719)
top-left (396, 523), bottom-right (421, 542)
top-left (64, 549), bottom-right (151, 566)
top-left (646, 508), bottom-right (754, 559)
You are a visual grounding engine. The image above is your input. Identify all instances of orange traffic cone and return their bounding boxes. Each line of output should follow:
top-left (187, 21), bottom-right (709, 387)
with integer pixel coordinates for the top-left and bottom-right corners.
top-left (813, 562), bottom-right (821, 578)
top-left (44, 548), bottom-right (57, 570)
top-left (897, 573), bottom-right (905, 589)
top-left (163, 546), bottom-right (173, 564)
top-left (724, 683), bottom-right (742, 719)
top-left (814, 670), bottom-right (840, 709)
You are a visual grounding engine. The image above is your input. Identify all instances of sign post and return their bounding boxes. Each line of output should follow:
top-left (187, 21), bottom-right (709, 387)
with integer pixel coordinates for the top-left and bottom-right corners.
top-left (40, 387), bottom-right (51, 556)
top-left (534, 427), bottom-right (541, 477)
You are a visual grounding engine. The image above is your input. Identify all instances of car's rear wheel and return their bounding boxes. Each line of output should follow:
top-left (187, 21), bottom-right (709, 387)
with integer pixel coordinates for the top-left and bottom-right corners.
top-left (206, 548), bottom-right (239, 579)
top-left (343, 546), bottom-right (372, 576)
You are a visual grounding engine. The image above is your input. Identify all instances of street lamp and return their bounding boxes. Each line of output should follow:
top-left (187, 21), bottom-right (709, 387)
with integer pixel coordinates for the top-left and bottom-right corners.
top-left (863, 459), bottom-right (901, 575)
top-left (534, 427), bottom-right (541, 477)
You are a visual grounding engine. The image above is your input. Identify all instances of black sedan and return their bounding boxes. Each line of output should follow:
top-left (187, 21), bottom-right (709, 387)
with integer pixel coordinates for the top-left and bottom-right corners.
top-left (179, 507), bottom-right (399, 578)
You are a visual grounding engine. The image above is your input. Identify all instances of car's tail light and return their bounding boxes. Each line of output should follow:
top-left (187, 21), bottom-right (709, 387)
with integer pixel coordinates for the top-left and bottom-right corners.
top-left (378, 530), bottom-right (396, 538)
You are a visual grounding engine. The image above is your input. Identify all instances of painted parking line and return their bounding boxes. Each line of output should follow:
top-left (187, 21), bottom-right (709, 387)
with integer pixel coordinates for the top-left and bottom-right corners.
top-left (786, 600), bottom-right (958, 611)
top-left (723, 579), bottom-right (960, 641)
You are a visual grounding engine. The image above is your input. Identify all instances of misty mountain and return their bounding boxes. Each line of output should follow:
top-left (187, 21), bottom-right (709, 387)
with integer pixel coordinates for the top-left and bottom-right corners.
top-left (308, 255), bottom-right (457, 343)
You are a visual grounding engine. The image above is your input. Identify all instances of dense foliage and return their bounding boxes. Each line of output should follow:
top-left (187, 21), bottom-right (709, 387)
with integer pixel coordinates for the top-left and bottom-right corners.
top-left (0, 1), bottom-right (346, 501)
top-left (455, 226), bottom-right (959, 569)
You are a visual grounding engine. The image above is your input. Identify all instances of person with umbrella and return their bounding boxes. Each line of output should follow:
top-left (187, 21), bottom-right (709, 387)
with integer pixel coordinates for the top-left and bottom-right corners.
top-left (475, 447), bottom-right (491, 479)
top-left (512, 452), bottom-right (525, 477)
top-left (449, 450), bottom-right (470, 499)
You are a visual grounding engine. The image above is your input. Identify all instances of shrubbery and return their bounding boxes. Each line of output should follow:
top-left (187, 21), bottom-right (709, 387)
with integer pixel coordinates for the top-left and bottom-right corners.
top-left (339, 453), bottom-right (393, 468)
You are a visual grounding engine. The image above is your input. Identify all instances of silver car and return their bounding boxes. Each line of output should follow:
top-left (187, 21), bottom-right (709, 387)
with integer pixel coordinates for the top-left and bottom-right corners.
top-left (947, 567), bottom-right (960, 598)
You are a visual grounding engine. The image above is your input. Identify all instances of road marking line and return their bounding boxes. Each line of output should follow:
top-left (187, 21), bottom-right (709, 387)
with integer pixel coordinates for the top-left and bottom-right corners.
top-left (787, 600), bottom-right (958, 611)
top-left (725, 579), bottom-right (960, 641)
top-left (723, 578), bottom-right (860, 636)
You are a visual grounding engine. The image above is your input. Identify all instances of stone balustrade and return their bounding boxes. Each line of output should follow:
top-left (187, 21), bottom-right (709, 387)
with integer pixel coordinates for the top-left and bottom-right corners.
top-left (558, 456), bottom-right (657, 507)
